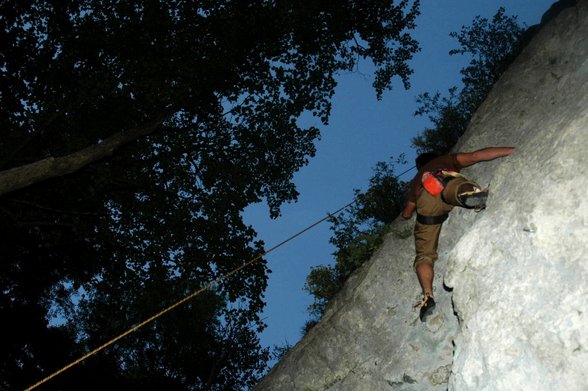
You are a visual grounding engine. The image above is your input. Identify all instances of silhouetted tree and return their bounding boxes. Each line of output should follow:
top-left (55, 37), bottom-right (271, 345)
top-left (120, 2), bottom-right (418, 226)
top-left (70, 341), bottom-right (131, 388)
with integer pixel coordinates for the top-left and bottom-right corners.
top-left (0, 0), bottom-right (421, 389)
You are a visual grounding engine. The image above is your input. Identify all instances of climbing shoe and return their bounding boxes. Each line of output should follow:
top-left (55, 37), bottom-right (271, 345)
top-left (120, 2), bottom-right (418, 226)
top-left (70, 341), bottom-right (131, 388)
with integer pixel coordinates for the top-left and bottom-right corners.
top-left (458, 188), bottom-right (489, 211)
top-left (417, 295), bottom-right (436, 322)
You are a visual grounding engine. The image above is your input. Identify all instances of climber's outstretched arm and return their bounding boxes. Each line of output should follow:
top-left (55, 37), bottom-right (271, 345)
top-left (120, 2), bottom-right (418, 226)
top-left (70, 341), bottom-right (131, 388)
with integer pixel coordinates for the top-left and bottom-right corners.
top-left (456, 147), bottom-right (514, 168)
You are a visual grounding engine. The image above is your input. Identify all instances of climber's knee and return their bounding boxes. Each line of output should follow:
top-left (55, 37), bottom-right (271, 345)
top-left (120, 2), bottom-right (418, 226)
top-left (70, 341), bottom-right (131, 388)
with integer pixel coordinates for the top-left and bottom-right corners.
top-left (443, 177), bottom-right (480, 206)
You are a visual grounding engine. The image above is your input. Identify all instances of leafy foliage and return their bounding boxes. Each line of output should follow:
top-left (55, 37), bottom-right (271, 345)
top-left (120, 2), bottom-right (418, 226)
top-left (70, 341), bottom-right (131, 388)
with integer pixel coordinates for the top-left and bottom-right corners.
top-left (0, 0), bottom-right (421, 389)
top-left (412, 7), bottom-right (527, 154)
top-left (304, 159), bottom-right (407, 321)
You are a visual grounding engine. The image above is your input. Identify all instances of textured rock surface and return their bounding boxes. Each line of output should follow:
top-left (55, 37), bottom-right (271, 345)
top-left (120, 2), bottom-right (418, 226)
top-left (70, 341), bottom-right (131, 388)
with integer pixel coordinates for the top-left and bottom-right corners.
top-left (255, 1), bottom-right (588, 390)
top-left (445, 1), bottom-right (588, 389)
top-left (256, 215), bottom-right (460, 391)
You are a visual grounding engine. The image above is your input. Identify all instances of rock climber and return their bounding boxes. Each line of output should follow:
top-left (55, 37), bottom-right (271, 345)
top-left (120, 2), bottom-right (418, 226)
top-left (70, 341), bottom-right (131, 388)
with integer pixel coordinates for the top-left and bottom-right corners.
top-left (401, 147), bottom-right (514, 321)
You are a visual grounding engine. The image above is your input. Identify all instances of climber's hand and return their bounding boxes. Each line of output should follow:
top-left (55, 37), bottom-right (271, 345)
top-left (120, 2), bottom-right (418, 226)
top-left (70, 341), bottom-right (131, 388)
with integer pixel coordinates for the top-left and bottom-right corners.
top-left (401, 202), bottom-right (415, 220)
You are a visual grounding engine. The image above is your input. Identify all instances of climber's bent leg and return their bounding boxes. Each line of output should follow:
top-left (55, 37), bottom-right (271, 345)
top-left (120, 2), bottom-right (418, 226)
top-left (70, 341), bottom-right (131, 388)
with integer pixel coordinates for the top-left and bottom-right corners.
top-left (443, 176), bottom-right (483, 207)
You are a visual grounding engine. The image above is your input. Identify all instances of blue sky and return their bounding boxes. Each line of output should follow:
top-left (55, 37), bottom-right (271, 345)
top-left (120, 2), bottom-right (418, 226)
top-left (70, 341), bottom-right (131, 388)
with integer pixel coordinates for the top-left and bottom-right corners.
top-left (244, 0), bottom-right (557, 362)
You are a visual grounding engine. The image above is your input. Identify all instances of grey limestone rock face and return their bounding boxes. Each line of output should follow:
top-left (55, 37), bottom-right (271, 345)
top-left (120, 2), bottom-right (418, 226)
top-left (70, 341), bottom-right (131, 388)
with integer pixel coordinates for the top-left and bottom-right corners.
top-left (445, 1), bottom-right (588, 389)
top-left (255, 1), bottom-right (588, 390)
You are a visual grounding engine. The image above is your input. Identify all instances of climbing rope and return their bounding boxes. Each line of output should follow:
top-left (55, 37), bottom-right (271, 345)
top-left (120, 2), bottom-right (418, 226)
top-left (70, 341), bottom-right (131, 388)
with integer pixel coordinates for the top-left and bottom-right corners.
top-left (25, 165), bottom-right (416, 391)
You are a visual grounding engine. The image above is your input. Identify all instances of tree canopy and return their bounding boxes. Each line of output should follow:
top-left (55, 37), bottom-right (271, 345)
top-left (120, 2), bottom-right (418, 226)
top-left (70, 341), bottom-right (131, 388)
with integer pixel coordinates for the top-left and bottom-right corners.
top-left (0, 0), bottom-right (421, 389)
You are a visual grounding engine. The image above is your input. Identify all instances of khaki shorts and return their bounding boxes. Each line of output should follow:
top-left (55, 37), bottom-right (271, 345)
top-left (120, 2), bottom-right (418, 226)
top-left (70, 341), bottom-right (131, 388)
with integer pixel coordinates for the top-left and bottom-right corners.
top-left (413, 176), bottom-right (478, 269)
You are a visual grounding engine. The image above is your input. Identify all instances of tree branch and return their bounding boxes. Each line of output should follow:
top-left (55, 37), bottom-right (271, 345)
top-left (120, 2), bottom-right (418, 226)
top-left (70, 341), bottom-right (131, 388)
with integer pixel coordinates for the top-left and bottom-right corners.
top-left (0, 116), bottom-right (165, 197)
